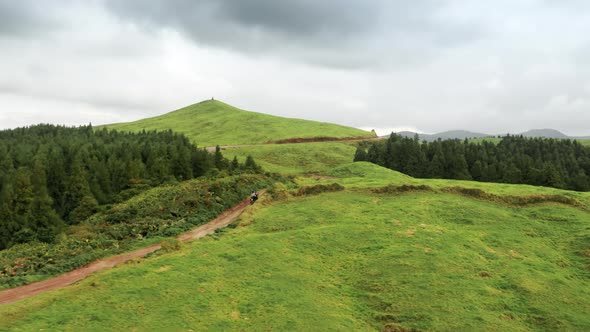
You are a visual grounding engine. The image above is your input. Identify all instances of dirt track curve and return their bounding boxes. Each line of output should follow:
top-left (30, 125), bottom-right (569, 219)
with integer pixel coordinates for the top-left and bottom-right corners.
top-left (0, 195), bottom-right (258, 306)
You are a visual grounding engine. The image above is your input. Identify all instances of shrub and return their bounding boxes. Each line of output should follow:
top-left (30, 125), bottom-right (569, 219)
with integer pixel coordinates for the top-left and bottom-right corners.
top-left (294, 183), bottom-right (345, 196)
top-left (373, 184), bottom-right (432, 194)
top-left (443, 186), bottom-right (586, 209)
top-left (442, 187), bottom-right (493, 199)
top-left (267, 183), bottom-right (291, 201)
top-left (160, 239), bottom-right (182, 252)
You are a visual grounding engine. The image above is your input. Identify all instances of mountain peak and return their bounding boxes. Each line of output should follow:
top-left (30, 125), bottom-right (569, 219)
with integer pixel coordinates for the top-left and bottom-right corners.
top-left (520, 129), bottom-right (568, 138)
top-left (193, 98), bottom-right (228, 107)
top-left (102, 100), bottom-right (374, 146)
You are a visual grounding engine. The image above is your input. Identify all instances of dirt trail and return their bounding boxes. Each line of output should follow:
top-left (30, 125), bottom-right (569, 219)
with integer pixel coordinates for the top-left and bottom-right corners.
top-left (0, 195), bottom-right (258, 306)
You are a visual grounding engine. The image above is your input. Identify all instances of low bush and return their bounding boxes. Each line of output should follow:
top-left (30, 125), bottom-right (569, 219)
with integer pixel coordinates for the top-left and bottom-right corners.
top-left (443, 186), bottom-right (586, 209)
top-left (294, 183), bottom-right (345, 196)
top-left (266, 183), bottom-right (292, 201)
top-left (372, 184), bottom-right (432, 194)
top-left (160, 239), bottom-right (182, 252)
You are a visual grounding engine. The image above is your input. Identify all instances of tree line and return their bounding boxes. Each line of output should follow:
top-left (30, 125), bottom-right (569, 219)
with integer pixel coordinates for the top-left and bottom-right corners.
top-left (0, 124), bottom-right (259, 250)
top-left (355, 134), bottom-right (590, 191)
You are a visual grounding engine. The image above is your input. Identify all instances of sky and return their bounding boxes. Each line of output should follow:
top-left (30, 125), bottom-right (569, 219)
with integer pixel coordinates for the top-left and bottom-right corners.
top-left (1, 1), bottom-right (589, 136)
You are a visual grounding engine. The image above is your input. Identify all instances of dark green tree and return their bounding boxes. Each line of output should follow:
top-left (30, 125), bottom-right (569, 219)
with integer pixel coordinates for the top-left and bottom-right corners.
top-left (244, 155), bottom-right (261, 172)
top-left (64, 154), bottom-right (92, 223)
top-left (353, 146), bottom-right (368, 162)
top-left (30, 157), bottom-right (64, 242)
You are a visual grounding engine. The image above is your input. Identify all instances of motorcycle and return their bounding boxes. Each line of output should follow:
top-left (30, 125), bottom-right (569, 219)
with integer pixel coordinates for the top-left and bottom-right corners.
top-left (250, 194), bottom-right (258, 205)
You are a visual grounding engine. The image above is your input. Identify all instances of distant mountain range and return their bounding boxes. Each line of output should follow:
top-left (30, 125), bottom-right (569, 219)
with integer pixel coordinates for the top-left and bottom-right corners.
top-left (388, 129), bottom-right (590, 141)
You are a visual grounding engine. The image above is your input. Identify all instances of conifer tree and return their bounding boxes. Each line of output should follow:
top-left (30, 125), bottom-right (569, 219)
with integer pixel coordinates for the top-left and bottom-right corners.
top-left (244, 155), bottom-right (260, 172)
top-left (0, 181), bottom-right (16, 249)
top-left (64, 154), bottom-right (92, 223)
top-left (46, 145), bottom-right (67, 217)
top-left (353, 146), bottom-right (368, 162)
top-left (230, 156), bottom-right (240, 173)
top-left (30, 157), bottom-right (64, 242)
top-left (214, 145), bottom-right (223, 169)
top-left (428, 143), bottom-right (445, 178)
top-left (357, 134), bottom-right (590, 191)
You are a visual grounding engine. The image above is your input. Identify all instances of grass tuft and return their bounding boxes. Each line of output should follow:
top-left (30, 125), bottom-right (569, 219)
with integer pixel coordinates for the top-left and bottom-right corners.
top-left (294, 183), bottom-right (345, 196)
top-left (159, 239), bottom-right (182, 253)
top-left (443, 186), bottom-right (587, 210)
top-left (372, 184), bottom-right (432, 194)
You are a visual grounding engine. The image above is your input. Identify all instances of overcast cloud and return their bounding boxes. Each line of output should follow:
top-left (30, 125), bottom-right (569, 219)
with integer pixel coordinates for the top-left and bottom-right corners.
top-left (1, 0), bottom-right (589, 135)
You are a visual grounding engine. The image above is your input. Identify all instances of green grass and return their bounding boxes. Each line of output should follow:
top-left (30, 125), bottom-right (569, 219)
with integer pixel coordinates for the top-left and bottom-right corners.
top-left (4, 102), bottom-right (590, 331)
top-left (2, 190), bottom-right (589, 331)
top-left (469, 137), bottom-right (502, 144)
top-left (224, 142), bottom-right (358, 175)
top-left (100, 100), bottom-right (373, 147)
top-left (297, 162), bottom-right (590, 207)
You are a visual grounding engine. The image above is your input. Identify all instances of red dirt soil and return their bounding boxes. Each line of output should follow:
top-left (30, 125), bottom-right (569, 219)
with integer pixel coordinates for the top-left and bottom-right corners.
top-left (0, 196), bottom-right (256, 306)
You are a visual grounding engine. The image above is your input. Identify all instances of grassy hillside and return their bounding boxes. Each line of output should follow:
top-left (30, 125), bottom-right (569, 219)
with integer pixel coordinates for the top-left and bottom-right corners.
top-left (303, 162), bottom-right (590, 205)
top-left (101, 100), bottom-right (374, 146)
top-left (1, 187), bottom-right (589, 331)
top-left (3, 102), bottom-right (590, 331)
top-left (223, 142), bottom-right (358, 175)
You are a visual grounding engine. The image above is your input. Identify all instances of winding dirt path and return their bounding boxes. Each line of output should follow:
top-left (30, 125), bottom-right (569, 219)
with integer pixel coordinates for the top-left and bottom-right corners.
top-left (0, 195), bottom-right (258, 306)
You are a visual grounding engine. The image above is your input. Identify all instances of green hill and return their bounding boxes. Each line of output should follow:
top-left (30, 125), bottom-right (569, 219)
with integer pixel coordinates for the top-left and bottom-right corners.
top-left (2, 102), bottom-right (590, 331)
top-left (222, 141), bottom-right (359, 175)
top-left (101, 100), bottom-right (374, 147)
top-left (2, 179), bottom-right (589, 331)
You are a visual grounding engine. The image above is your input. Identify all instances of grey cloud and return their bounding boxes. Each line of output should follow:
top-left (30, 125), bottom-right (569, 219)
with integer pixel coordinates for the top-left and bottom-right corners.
top-left (106, 0), bottom-right (379, 42)
top-left (217, 0), bottom-right (376, 38)
top-left (0, 83), bottom-right (155, 113)
top-left (0, 0), bottom-right (63, 36)
top-left (2, 0), bottom-right (588, 136)
top-left (104, 0), bottom-right (483, 68)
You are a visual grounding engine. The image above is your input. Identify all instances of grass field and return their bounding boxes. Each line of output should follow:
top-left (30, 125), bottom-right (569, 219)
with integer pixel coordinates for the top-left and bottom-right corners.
top-left (3, 138), bottom-right (589, 331)
top-left (1, 189), bottom-right (588, 331)
top-left (301, 162), bottom-right (590, 205)
top-left (3, 101), bottom-right (590, 331)
top-left (469, 137), bottom-right (502, 144)
top-left (100, 100), bottom-right (374, 147)
top-left (223, 142), bottom-right (358, 175)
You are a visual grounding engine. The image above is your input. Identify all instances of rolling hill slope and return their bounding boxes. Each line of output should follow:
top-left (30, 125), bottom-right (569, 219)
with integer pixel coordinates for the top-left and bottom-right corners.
top-left (222, 141), bottom-right (359, 175)
top-left (1, 174), bottom-right (589, 331)
top-left (2, 102), bottom-right (590, 331)
top-left (101, 99), bottom-right (374, 146)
